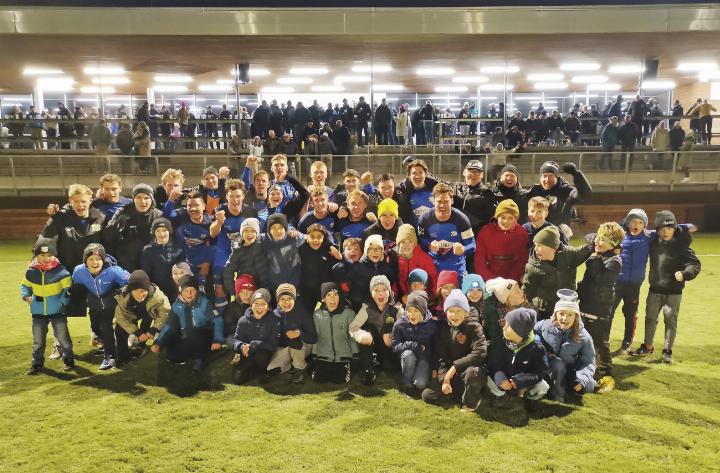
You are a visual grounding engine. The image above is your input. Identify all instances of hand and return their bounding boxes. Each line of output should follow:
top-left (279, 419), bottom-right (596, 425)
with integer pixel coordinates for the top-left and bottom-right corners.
top-left (288, 229), bottom-right (298, 238)
top-left (675, 271), bottom-right (684, 282)
top-left (46, 203), bottom-right (59, 216)
top-left (218, 166), bottom-right (230, 179)
top-left (329, 246), bottom-right (342, 260)
top-left (95, 188), bottom-right (104, 199)
top-left (214, 210), bottom-right (226, 225)
top-left (561, 162), bottom-right (578, 174)
top-left (24, 296), bottom-right (32, 304)
top-left (169, 189), bottom-right (184, 201)
top-left (452, 242), bottom-right (465, 256)
top-left (337, 207), bottom-right (348, 219)
top-left (359, 331), bottom-right (374, 346)
top-left (246, 155), bottom-right (258, 166)
top-left (574, 383), bottom-right (583, 392)
top-left (286, 330), bottom-right (301, 340)
top-left (241, 343), bottom-right (250, 357)
top-left (328, 202), bottom-right (339, 213)
top-left (138, 333), bottom-right (150, 343)
top-left (360, 171), bottom-right (373, 186)
top-left (150, 344), bottom-right (160, 353)
top-left (499, 379), bottom-right (513, 391)
top-left (688, 224), bottom-right (698, 233)
top-left (383, 333), bottom-right (392, 348)
top-left (441, 381), bottom-right (453, 395)
top-left (429, 240), bottom-right (440, 252)
top-left (210, 343), bottom-right (222, 351)
top-left (366, 212), bottom-right (377, 223)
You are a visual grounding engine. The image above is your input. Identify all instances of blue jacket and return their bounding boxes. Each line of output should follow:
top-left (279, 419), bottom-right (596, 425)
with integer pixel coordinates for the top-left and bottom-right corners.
top-left (391, 311), bottom-right (438, 356)
top-left (487, 333), bottom-right (550, 390)
top-left (71, 256), bottom-right (129, 311)
top-left (617, 229), bottom-right (652, 284)
top-left (260, 233), bottom-right (304, 291)
top-left (274, 306), bottom-right (317, 347)
top-left (21, 260), bottom-right (71, 317)
top-left (156, 294), bottom-right (224, 346)
top-left (232, 308), bottom-right (281, 355)
top-left (534, 318), bottom-right (596, 392)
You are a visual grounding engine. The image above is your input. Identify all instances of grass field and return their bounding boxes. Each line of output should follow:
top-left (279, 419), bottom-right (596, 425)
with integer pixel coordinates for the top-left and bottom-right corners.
top-left (0, 237), bottom-right (719, 472)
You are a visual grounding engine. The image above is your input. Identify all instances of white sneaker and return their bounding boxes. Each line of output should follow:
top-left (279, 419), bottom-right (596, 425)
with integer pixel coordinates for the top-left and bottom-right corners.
top-left (49, 345), bottom-right (63, 360)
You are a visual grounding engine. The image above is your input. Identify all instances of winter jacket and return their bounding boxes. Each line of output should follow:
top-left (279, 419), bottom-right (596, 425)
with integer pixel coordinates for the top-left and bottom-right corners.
top-left (222, 240), bottom-right (270, 296)
top-left (669, 127), bottom-right (686, 151)
top-left (475, 221), bottom-right (529, 283)
top-left (231, 309), bottom-right (281, 355)
top-left (491, 179), bottom-right (529, 223)
top-left (651, 127), bottom-right (670, 151)
top-left (395, 245), bottom-right (438, 298)
top-left (525, 165), bottom-right (592, 226)
top-left (103, 203), bottom-right (163, 272)
top-left (600, 123), bottom-right (619, 149)
top-left (534, 318), bottom-right (596, 392)
top-left (350, 301), bottom-right (400, 340)
top-left (156, 294), bottom-right (224, 347)
top-left (298, 237), bottom-right (337, 307)
top-left (21, 258), bottom-right (71, 317)
top-left (617, 229), bottom-right (651, 285)
top-left (648, 226), bottom-right (701, 295)
top-left (275, 305), bottom-right (318, 347)
top-left (71, 256), bottom-right (130, 312)
top-left (260, 233), bottom-right (305, 292)
top-left (488, 333), bottom-right (550, 390)
top-left (114, 284), bottom-right (170, 335)
top-left (578, 250), bottom-right (623, 318)
top-left (480, 293), bottom-right (503, 343)
top-left (312, 305), bottom-right (359, 362)
top-left (363, 220), bottom-right (402, 247)
top-left (39, 206), bottom-right (105, 271)
top-left (452, 182), bottom-right (495, 234)
top-left (337, 255), bottom-right (397, 311)
top-left (434, 315), bottom-right (487, 376)
top-left (391, 310), bottom-right (438, 356)
top-left (523, 221), bottom-right (568, 249)
top-left (141, 241), bottom-right (186, 300)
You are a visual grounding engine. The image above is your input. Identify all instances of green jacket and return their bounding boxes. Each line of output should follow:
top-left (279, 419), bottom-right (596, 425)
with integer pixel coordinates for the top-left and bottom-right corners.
top-left (480, 293), bottom-right (503, 342)
top-left (312, 305), bottom-right (359, 362)
top-left (114, 284), bottom-right (171, 336)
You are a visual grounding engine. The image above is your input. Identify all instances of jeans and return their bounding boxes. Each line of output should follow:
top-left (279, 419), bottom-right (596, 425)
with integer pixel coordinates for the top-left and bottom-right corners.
top-left (375, 125), bottom-right (389, 145)
top-left (486, 376), bottom-right (549, 400)
top-left (613, 281), bottom-right (641, 346)
top-left (547, 356), bottom-right (596, 402)
top-left (356, 120), bottom-right (370, 146)
top-left (422, 121), bottom-right (434, 145)
top-left (644, 292), bottom-right (683, 351)
top-left (32, 317), bottom-right (74, 366)
top-left (400, 350), bottom-right (431, 390)
top-left (701, 115), bottom-right (713, 144)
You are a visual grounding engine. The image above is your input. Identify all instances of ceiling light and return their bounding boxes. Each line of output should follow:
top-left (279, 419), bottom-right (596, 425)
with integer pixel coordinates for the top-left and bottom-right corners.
top-left (587, 82), bottom-right (621, 91)
top-left (289, 67), bottom-right (328, 75)
top-left (534, 82), bottom-right (568, 90)
top-left (334, 75), bottom-right (371, 83)
top-left (23, 67), bottom-right (64, 75)
top-left (373, 84), bottom-right (404, 91)
top-left (480, 66), bottom-right (519, 74)
top-left (83, 66), bottom-right (125, 75)
top-left (641, 80), bottom-right (676, 89)
top-left (451, 76), bottom-right (489, 84)
top-left (560, 63), bottom-right (601, 71)
top-left (261, 86), bottom-right (294, 93)
top-left (514, 96), bottom-right (543, 101)
top-left (351, 64), bottom-right (392, 73)
top-left (571, 75), bottom-right (608, 84)
top-left (676, 62), bottom-right (718, 72)
top-left (198, 84), bottom-right (232, 92)
top-left (91, 77), bottom-right (129, 85)
top-left (154, 74), bottom-right (192, 83)
top-left (527, 73), bottom-right (564, 81)
top-left (480, 83), bottom-right (514, 91)
top-left (608, 64), bottom-right (645, 74)
top-left (416, 67), bottom-right (455, 76)
top-left (435, 86), bottom-right (467, 92)
top-left (277, 77), bottom-right (313, 84)
top-left (152, 85), bottom-right (188, 93)
top-left (81, 86), bottom-right (115, 94)
top-left (312, 85), bottom-right (345, 92)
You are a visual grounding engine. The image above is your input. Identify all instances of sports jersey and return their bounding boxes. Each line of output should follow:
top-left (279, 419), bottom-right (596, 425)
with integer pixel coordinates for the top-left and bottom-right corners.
top-left (163, 200), bottom-right (214, 267)
top-left (212, 203), bottom-right (259, 270)
top-left (298, 210), bottom-right (337, 243)
top-left (336, 216), bottom-right (372, 243)
top-left (417, 208), bottom-right (475, 275)
top-left (92, 196), bottom-right (132, 221)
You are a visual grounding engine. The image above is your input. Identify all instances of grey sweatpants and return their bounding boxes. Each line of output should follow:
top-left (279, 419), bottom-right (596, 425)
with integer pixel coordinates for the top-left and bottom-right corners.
top-left (644, 292), bottom-right (683, 351)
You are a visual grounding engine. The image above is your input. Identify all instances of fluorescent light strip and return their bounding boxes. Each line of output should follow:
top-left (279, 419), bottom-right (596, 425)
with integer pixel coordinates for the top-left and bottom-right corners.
top-left (198, 84), bottom-right (232, 92)
top-left (677, 62), bottom-right (718, 72)
top-left (514, 96), bottom-right (543, 101)
top-left (641, 80), bottom-right (676, 89)
top-left (312, 85), bottom-right (345, 92)
top-left (480, 84), bottom-right (513, 91)
top-left (587, 83), bottom-right (621, 91)
top-left (81, 86), bottom-right (115, 94)
top-left (527, 73), bottom-right (564, 81)
top-left (416, 67), bottom-right (455, 76)
top-left (699, 71), bottom-right (720, 82)
top-left (261, 86), bottom-right (294, 93)
top-left (23, 67), bottom-right (64, 75)
top-left (334, 75), bottom-right (371, 83)
top-left (152, 85), bottom-right (188, 93)
top-left (534, 82), bottom-right (568, 90)
top-left (289, 67), bottom-right (328, 75)
top-left (571, 75), bottom-right (608, 84)
top-left (373, 84), bottom-right (404, 91)
top-left (608, 64), bottom-right (645, 74)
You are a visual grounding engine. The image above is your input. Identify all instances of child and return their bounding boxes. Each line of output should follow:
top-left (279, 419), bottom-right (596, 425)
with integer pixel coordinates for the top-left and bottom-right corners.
top-left (342, 237), bottom-right (363, 263)
top-left (141, 217), bottom-right (186, 301)
top-left (71, 243), bottom-right (130, 370)
top-left (392, 290), bottom-right (438, 396)
top-left (406, 269), bottom-right (431, 303)
top-left (113, 270), bottom-right (170, 364)
top-left (338, 234), bottom-right (397, 311)
top-left (311, 282), bottom-right (358, 383)
top-left (522, 196), bottom-right (567, 249)
top-left (299, 224), bottom-right (342, 312)
top-left (462, 274), bottom-right (486, 326)
top-left (267, 284), bottom-right (318, 383)
top-left (487, 308), bottom-right (550, 411)
top-left (223, 218), bottom-right (270, 297)
top-left (395, 223), bottom-right (437, 301)
top-left (630, 211), bottom-right (701, 363)
top-left (231, 288), bottom-right (281, 384)
top-left (21, 239), bottom-right (75, 374)
top-left (261, 213), bottom-right (305, 292)
top-left (171, 262), bottom-right (193, 292)
top-left (433, 270), bottom-right (459, 318)
top-left (523, 226), bottom-right (592, 320)
top-left (474, 199), bottom-right (529, 283)
top-left (483, 277), bottom-right (529, 344)
top-left (535, 290), bottom-right (596, 402)
top-left (363, 198), bottom-right (402, 246)
top-left (351, 275), bottom-right (401, 386)
top-left (223, 274), bottom-right (255, 345)
top-left (577, 222), bottom-right (624, 393)
top-left (152, 275), bottom-right (223, 372)
top-left (421, 289), bottom-right (486, 411)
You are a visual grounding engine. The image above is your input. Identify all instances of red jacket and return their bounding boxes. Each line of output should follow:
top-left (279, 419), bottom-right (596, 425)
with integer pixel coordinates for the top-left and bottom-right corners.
top-left (475, 221), bottom-right (529, 283)
top-left (396, 244), bottom-right (438, 297)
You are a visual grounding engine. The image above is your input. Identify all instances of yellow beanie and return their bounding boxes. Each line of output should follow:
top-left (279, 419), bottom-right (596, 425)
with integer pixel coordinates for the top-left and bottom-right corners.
top-left (495, 199), bottom-right (520, 220)
top-left (377, 198), bottom-right (399, 219)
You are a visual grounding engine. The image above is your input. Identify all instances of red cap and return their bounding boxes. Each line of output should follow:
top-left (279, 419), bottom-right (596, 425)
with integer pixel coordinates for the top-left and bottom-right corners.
top-left (235, 274), bottom-right (256, 295)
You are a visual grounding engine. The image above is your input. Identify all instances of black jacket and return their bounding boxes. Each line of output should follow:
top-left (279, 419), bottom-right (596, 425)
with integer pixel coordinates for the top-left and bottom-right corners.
top-left (103, 203), bottom-right (163, 272)
top-left (488, 337), bottom-right (549, 390)
top-left (223, 299), bottom-right (249, 338)
top-left (434, 315), bottom-right (487, 376)
top-left (298, 234), bottom-right (337, 308)
top-left (578, 250), bottom-right (623, 318)
top-left (453, 182), bottom-right (495, 234)
top-left (335, 255), bottom-right (397, 312)
top-left (374, 104), bottom-right (392, 125)
top-left (223, 240), bottom-right (270, 296)
top-left (354, 102), bottom-right (371, 122)
top-left (39, 205), bottom-right (105, 271)
top-left (525, 164), bottom-right (592, 226)
top-left (293, 106), bottom-right (311, 128)
top-left (141, 241), bottom-right (186, 301)
top-left (648, 226), bottom-right (701, 295)
top-left (491, 179), bottom-right (529, 223)
top-left (275, 305), bottom-right (318, 348)
top-left (232, 309), bottom-right (281, 355)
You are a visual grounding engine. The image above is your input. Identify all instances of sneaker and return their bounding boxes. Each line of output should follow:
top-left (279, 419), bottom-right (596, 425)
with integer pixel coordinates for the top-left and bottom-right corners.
top-left (63, 358), bottom-right (75, 371)
top-left (662, 349), bottom-right (673, 364)
top-left (49, 345), bottom-right (63, 360)
top-left (98, 357), bottom-right (116, 371)
top-left (191, 358), bottom-right (204, 372)
top-left (629, 344), bottom-right (654, 356)
top-left (26, 365), bottom-right (42, 375)
top-left (362, 369), bottom-right (377, 387)
top-left (91, 337), bottom-right (104, 349)
top-left (597, 375), bottom-right (615, 394)
top-left (289, 368), bottom-right (305, 384)
top-left (619, 342), bottom-right (632, 355)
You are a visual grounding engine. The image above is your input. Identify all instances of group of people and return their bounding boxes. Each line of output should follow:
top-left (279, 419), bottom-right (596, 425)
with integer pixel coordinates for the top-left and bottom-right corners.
top-left (21, 152), bottom-right (701, 412)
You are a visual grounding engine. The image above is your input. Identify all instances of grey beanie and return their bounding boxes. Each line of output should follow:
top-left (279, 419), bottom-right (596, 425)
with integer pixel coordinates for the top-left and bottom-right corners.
top-left (625, 208), bottom-right (648, 227)
top-left (406, 290), bottom-right (429, 316)
top-left (655, 210), bottom-right (677, 229)
top-left (370, 275), bottom-right (392, 294)
top-left (505, 307), bottom-right (537, 339)
top-left (553, 289), bottom-right (580, 315)
top-left (443, 288), bottom-right (471, 314)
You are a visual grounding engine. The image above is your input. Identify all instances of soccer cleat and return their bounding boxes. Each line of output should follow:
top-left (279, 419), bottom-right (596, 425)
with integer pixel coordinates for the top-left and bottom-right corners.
top-left (26, 365), bottom-right (41, 375)
top-left (98, 357), bottom-right (116, 371)
top-left (629, 344), bottom-right (654, 356)
top-left (49, 345), bottom-right (63, 360)
top-left (63, 358), bottom-right (75, 371)
top-left (662, 349), bottom-right (673, 364)
top-left (597, 376), bottom-right (615, 394)
top-left (289, 368), bottom-right (305, 384)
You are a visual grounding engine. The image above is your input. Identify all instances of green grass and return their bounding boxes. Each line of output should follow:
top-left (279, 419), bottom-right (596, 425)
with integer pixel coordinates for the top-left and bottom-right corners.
top-left (1, 237), bottom-right (719, 472)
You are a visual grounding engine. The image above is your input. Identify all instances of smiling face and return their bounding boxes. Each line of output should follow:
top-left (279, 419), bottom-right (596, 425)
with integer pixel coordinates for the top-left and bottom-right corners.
top-left (594, 237), bottom-right (613, 254)
top-left (409, 165), bottom-right (426, 188)
top-left (154, 226), bottom-right (170, 244)
top-left (344, 176), bottom-right (359, 193)
top-left (378, 180), bottom-right (395, 199)
top-left (500, 171), bottom-right (517, 188)
top-left (466, 288), bottom-right (483, 303)
top-left (180, 286), bottom-right (198, 303)
top-left (238, 288), bottom-right (253, 304)
top-left (252, 298), bottom-right (269, 318)
top-left (131, 288), bottom-right (149, 303)
top-left (497, 213), bottom-right (517, 231)
top-left (269, 223), bottom-right (286, 241)
top-left (409, 281), bottom-right (426, 293)
top-left (366, 243), bottom-right (384, 263)
top-left (463, 168), bottom-right (483, 186)
top-left (226, 189), bottom-right (244, 213)
top-left (134, 193), bottom-right (153, 213)
top-left (406, 306), bottom-right (423, 325)
top-left (398, 239), bottom-right (415, 258)
top-left (347, 196), bottom-right (367, 220)
top-left (311, 194), bottom-right (328, 215)
top-left (541, 173), bottom-right (557, 190)
top-left (163, 178), bottom-right (183, 197)
top-left (35, 253), bottom-right (53, 265)
top-left (433, 192), bottom-right (452, 221)
top-left (242, 227), bottom-right (257, 246)
top-left (186, 197), bottom-right (206, 223)
top-left (534, 243), bottom-right (557, 262)
top-left (278, 294), bottom-right (295, 313)
top-left (556, 309), bottom-right (577, 330)
top-left (254, 174), bottom-right (269, 197)
top-left (101, 181), bottom-right (121, 203)
top-left (344, 243), bottom-right (362, 262)
top-left (311, 166), bottom-right (327, 185)
top-left (268, 188), bottom-right (284, 207)
top-left (307, 230), bottom-right (325, 250)
top-left (371, 284), bottom-right (389, 307)
top-left (379, 211), bottom-right (396, 230)
top-left (203, 173), bottom-right (219, 190)
top-left (324, 290), bottom-right (340, 311)
top-left (272, 160), bottom-right (288, 181)
top-left (85, 254), bottom-right (104, 275)
top-left (446, 307), bottom-right (468, 327)
top-left (528, 206), bottom-right (548, 226)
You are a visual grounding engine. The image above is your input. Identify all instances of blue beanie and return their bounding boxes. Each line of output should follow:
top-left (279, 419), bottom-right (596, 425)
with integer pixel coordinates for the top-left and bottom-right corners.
top-left (408, 268), bottom-right (429, 286)
top-left (443, 288), bottom-right (470, 314)
top-left (505, 307), bottom-right (537, 340)
top-left (461, 274), bottom-right (485, 295)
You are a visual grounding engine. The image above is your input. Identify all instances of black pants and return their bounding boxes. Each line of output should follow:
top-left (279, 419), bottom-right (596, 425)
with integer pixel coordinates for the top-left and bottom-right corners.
top-left (115, 314), bottom-right (153, 363)
top-left (356, 121), bottom-right (369, 146)
top-left (233, 349), bottom-right (272, 384)
top-left (421, 366), bottom-right (484, 407)
top-left (583, 314), bottom-right (612, 377)
top-left (357, 324), bottom-right (399, 372)
top-left (165, 327), bottom-right (213, 363)
top-left (312, 360), bottom-right (351, 384)
top-left (375, 125), bottom-right (389, 145)
top-left (701, 115), bottom-right (713, 144)
top-left (613, 281), bottom-right (641, 346)
top-left (89, 307), bottom-right (117, 358)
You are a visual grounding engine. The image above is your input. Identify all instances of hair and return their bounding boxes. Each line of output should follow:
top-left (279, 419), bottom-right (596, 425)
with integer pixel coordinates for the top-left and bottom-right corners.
top-left (311, 160), bottom-right (327, 171)
top-left (161, 168), bottom-right (185, 185)
top-left (378, 173), bottom-right (395, 184)
top-left (406, 159), bottom-right (428, 175)
top-left (598, 221), bottom-right (626, 247)
top-left (432, 182), bottom-right (454, 198)
top-left (271, 154), bottom-right (288, 164)
top-left (306, 223), bottom-right (326, 235)
top-left (343, 169), bottom-right (360, 179)
top-left (225, 179), bottom-right (245, 194)
top-left (185, 190), bottom-right (204, 202)
top-left (99, 173), bottom-right (121, 187)
top-left (528, 196), bottom-right (550, 212)
top-left (68, 183), bottom-right (93, 198)
top-left (343, 237), bottom-right (362, 250)
top-left (347, 189), bottom-right (369, 203)
top-left (253, 170), bottom-right (270, 181)
top-left (553, 310), bottom-right (581, 343)
top-left (310, 186), bottom-right (328, 198)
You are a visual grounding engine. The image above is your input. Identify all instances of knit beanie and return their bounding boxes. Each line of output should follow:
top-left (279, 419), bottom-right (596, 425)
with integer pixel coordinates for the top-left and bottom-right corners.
top-left (132, 183), bottom-right (154, 200)
top-left (251, 288), bottom-right (272, 305)
top-left (234, 274), bottom-right (256, 295)
top-left (364, 234), bottom-right (384, 255)
top-left (320, 282), bottom-right (339, 300)
top-left (377, 198), bottom-right (399, 219)
top-left (505, 307), bottom-right (537, 339)
top-left (655, 210), bottom-right (677, 229)
top-left (395, 224), bottom-right (418, 245)
top-left (203, 166), bottom-right (219, 177)
top-left (276, 283), bottom-right (297, 301)
top-left (370, 275), bottom-right (392, 294)
top-left (151, 217), bottom-right (173, 235)
top-left (406, 290), bottom-right (429, 316)
top-left (485, 277), bottom-right (518, 305)
top-left (178, 274), bottom-right (199, 292)
top-left (533, 226), bottom-right (561, 250)
top-left (266, 213), bottom-right (288, 233)
top-left (461, 274), bottom-right (485, 295)
top-left (83, 243), bottom-right (107, 263)
top-left (500, 164), bottom-right (519, 177)
top-left (408, 268), bottom-right (429, 286)
top-left (554, 289), bottom-right (580, 315)
top-left (539, 161), bottom-right (559, 177)
top-left (437, 270), bottom-right (459, 289)
top-left (495, 199), bottom-right (520, 220)
top-left (172, 262), bottom-right (193, 277)
top-left (240, 217), bottom-right (261, 236)
top-left (127, 270), bottom-right (152, 292)
top-left (624, 208), bottom-right (648, 227)
top-left (443, 288), bottom-right (471, 314)
top-left (33, 237), bottom-right (57, 257)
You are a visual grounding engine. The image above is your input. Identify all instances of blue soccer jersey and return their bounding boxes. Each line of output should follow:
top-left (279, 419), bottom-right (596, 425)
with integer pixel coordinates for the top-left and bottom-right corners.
top-left (417, 208), bottom-right (475, 275)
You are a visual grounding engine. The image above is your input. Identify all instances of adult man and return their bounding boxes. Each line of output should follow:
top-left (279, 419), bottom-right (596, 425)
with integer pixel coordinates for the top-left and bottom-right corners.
top-left (332, 120), bottom-right (352, 155)
top-left (490, 164), bottom-right (528, 223)
top-left (452, 160), bottom-right (494, 235)
top-left (354, 96), bottom-right (372, 147)
top-left (619, 115), bottom-right (640, 168)
top-left (374, 98), bottom-right (392, 146)
top-left (397, 159), bottom-right (439, 227)
top-left (219, 104), bottom-right (232, 149)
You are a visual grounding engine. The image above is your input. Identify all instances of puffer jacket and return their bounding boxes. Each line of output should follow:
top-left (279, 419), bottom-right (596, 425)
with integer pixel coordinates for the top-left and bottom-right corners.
top-left (434, 314), bottom-right (487, 376)
top-left (616, 228), bottom-right (651, 285)
top-left (141, 241), bottom-right (186, 300)
top-left (222, 240), bottom-right (270, 296)
top-left (275, 305), bottom-right (318, 347)
top-left (648, 226), bottom-right (701, 295)
top-left (534, 318), bottom-right (596, 392)
top-left (391, 310), bottom-right (438, 356)
top-left (488, 332), bottom-right (549, 390)
top-left (103, 203), bottom-right (163, 272)
top-left (114, 284), bottom-right (170, 336)
top-left (578, 250), bottom-right (623, 318)
top-left (155, 294), bottom-right (224, 347)
top-left (312, 304), bottom-right (358, 362)
top-left (21, 258), bottom-right (71, 317)
top-left (232, 308), bottom-right (281, 355)
top-left (395, 244), bottom-right (438, 298)
top-left (71, 255), bottom-right (130, 311)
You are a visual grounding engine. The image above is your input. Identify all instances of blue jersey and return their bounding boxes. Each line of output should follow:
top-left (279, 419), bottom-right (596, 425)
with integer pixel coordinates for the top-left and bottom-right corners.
top-left (408, 188), bottom-right (434, 226)
top-left (298, 210), bottom-right (337, 243)
top-left (163, 200), bottom-right (214, 267)
top-left (92, 196), bottom-right (131, 221)
top-left (336, 216), bottom-right (372, 243)
top-left (417, 208), bottom-right (475, 275)
top-left (213, 203), bottom-right (259, 269)
top-left (271, 178), bottom-right (299, 204)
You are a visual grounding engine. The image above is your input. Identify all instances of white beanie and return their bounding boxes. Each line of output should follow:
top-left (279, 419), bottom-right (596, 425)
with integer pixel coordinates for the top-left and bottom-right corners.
top-left (485, 277), bottom-right (518, 304)
top-left (364, 234), bottom-right (384, 255)
top-left (240, 218), bottom-right (260, 236)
